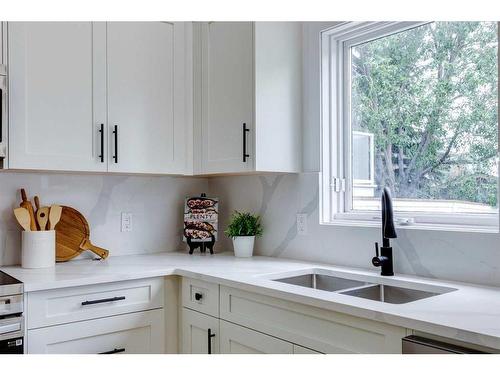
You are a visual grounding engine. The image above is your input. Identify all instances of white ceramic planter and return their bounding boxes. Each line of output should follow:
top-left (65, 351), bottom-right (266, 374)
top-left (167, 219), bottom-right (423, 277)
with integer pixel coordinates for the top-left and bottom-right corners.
top-left (232, 236), bottom-right (255, 258)
top-left (22, 230), bottom-right (56, 269)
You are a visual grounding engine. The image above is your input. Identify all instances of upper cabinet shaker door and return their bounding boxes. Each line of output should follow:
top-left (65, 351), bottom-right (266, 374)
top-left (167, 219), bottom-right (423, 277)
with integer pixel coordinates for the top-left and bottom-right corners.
top-left (8, 22), bottom-right (107, 171)
top-left (106, 22), bottom-right (188, 174)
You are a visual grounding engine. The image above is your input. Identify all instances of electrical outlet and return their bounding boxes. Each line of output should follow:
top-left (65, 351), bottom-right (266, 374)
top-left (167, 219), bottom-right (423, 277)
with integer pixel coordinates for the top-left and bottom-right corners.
top-left (296, 213), bottom-right (308, 235)
top-left (121, 212), bottom-right (132, 232)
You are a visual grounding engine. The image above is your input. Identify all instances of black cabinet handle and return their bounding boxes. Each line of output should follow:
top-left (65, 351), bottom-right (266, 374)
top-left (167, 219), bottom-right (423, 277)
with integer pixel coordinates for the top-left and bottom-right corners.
top-left (99, 348), bottom-right (125, 354)
top-left (194, 292), bottom-right (203, 301)
top-left (81, 296), bottom-right (126, 306)
top-left (242, 123), bottom-right (250, 162)
top-left (98, 124), bottom-right (104, 163)
top-left (113, 125), bottom-right (118, 163)
top-left (207, 328), bottom-right (216, 354)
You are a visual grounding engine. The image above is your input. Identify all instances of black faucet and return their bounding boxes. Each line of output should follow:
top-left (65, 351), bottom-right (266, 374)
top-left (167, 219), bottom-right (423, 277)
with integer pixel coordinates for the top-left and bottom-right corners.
top-left (372, 187), bottom-right (397, 276)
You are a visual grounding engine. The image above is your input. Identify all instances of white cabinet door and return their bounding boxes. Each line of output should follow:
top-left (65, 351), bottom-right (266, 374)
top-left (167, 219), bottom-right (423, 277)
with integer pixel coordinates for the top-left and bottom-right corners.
top-left (107, 22), bottom-right (187, 174)
top-left (8, 22), bottom-right (107, 171)
top-left (198, 22), bottom-right (254, 174)
top-left (181, 308), bottom-right (219, 354)
top-left (220, 320), bottom-right (293, 354)
top-left (27, 309), bottom-right (165, 354)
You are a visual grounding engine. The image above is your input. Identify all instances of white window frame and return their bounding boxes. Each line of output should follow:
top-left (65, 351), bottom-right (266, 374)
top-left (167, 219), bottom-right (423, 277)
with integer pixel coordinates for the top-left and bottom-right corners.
top-left (320, 21), bottom-right (500, 233)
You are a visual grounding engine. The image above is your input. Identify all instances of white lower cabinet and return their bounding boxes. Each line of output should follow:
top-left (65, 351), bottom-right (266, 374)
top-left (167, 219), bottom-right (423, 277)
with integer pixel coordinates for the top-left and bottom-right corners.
top-left (220, 320), bottom-right (293, 354)
top-left (220, 286), bottom-right (407, 354)
top-left (27, 309), bottom-right (164, 354)
top-left (180, 278), bottom-right (408, 354)
top-left (181, 308), bottom-right (219, 354)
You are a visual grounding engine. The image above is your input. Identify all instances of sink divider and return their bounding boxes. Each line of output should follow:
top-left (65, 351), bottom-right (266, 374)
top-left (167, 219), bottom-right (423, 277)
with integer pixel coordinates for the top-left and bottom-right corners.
top-left (333, 283), bottom-right (379, 295)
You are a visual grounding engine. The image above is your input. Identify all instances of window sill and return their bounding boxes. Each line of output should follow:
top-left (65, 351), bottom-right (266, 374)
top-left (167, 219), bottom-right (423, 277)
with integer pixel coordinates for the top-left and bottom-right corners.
top-left (320, 218), bottom-right (499, 234)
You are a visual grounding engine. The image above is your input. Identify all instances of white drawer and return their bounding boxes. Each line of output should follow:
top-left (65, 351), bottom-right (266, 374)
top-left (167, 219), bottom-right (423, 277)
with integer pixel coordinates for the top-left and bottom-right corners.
top-left (27, 309), bottom-right (165, 354)
top-left (27, 277), bottom-right (164, 329)
top-left (182, 277), bottom-right (219, 317)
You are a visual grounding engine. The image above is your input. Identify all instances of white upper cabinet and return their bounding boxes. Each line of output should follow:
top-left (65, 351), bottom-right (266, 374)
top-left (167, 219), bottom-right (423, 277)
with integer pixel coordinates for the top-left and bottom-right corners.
top-left (8, 22), bottom-right (107, 172)
top-left (194, 22), bottom-right (302, 175)
top-left (6, 21), bottom-right (301, 175)
top-left (107, 22), bottom-right (188, 174)
top-left (7, 22), bottom-right (189, 174)
top-left (197, 22), bottom-right (254, 174)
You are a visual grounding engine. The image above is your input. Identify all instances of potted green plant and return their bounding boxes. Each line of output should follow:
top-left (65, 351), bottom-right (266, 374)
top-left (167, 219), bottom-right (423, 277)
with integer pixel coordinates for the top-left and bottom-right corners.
top-left (224, 211), bottom-right (263, 257)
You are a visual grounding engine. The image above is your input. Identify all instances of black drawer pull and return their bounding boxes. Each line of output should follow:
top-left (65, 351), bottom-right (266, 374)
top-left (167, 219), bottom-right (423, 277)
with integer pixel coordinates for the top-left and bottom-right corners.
top-left (81, 296), bottom-right (126, 306)
top-left (194, 292), bottom-right (203, 301)
top-left (98, 123), bottom-right (104, 163)
top-left (113, 125), bottom-right (118, 163)
top-left (99, 348), bottom-right (125, 354)
top-left (207, 328), bottom-right (216, 354)
top-left (242, 123), bottom-right (250, 162)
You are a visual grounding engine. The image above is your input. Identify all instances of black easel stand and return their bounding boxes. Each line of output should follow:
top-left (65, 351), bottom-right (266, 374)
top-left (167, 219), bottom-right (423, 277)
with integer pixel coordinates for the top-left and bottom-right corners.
top-left (187, 235), bottom-right (215, 255)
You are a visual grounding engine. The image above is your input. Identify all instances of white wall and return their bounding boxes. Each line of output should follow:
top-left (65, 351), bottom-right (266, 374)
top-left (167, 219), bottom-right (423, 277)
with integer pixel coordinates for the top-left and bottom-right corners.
top-left (209, 173), bottom-right (500, 287)
top-left (302, 22), bottom-right (340, 172)
top-left (0, 171), bottom-right (207, 265)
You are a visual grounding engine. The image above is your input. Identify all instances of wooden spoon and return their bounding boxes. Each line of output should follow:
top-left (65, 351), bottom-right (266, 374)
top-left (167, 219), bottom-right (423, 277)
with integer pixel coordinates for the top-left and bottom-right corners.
top-left (48, 205), bottom-right (62, 230)
top-left (14, 207), bottom-right (31, 231)
top-left (20, 188), bottom-right (37, 231)
top-left (34, 196), bottom-right (41, 211)
top-left (36, 207), bottom-right (50, 231)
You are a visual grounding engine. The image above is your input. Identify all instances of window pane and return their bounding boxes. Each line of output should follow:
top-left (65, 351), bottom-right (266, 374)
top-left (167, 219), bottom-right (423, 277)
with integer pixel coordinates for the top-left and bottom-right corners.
top-left (352, 132), bottom-right (372, 181)
top-left (350, 22), bottom-right (498, 214)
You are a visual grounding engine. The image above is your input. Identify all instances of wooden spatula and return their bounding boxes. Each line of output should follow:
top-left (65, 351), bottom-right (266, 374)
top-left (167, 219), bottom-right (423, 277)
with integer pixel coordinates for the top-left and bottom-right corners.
top-left (20, 188), bottom-right (37, 231)
top-left (36, 207), bottom-right (50, 231)
top-left (48, 205), bottom-right (62, 230)
top-left (14, 207), bottom-right (31, 231)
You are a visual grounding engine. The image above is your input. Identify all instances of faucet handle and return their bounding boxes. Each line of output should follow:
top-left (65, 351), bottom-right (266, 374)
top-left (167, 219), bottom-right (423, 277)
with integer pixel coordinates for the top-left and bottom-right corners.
top-left (375, 242), bottom-right (379, 257)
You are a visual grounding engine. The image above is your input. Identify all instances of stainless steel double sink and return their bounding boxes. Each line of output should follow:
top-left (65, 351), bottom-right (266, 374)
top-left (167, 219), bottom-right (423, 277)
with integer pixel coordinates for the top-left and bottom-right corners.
top-left (272, 270), bottom-right (456, 304)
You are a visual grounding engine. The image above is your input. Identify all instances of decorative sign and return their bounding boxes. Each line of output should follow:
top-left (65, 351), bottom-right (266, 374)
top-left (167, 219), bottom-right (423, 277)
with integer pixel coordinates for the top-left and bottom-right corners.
top-left (184, 195), bottom-right (218, 254)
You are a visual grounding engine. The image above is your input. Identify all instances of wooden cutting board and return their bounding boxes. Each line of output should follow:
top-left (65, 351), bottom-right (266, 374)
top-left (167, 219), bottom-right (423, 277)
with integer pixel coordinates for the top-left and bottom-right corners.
top-left (55, 206), bottom-right (109, 262)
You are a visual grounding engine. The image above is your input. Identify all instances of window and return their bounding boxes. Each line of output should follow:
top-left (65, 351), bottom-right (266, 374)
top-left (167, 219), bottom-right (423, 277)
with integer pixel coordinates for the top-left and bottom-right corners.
top-left (320, 22), bottom-right (499, 231)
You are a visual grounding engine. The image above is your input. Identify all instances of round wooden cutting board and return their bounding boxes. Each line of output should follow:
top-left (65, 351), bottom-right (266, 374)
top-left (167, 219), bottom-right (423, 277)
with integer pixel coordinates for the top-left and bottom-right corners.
top-left (55, 206), bottom-right (109, 262)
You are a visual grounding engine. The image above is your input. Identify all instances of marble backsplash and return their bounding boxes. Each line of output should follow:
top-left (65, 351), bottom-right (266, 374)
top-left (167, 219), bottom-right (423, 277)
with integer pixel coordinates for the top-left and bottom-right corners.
top-left (2, 170), bottom-right (498, 287)
top-left (209, 173), bottom-right (500, 287)
top-left (0, 171), bottom-right (207, 265)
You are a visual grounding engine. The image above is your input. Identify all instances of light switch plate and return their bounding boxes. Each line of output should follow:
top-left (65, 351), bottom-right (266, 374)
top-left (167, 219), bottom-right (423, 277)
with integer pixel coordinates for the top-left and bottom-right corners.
top-left (121, 212), bottom-right (132, 232)
top-left (296, 213), bottom-right (308, 235)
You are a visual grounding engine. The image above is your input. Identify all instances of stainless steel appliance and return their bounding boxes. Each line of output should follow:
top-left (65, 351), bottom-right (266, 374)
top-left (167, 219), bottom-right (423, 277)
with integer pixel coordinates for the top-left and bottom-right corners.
top-left (0, 271), bottom-right (24, 354)
top-left (402, 335), bottom-right (486, 354)
top-left (0, 63), bottom-right (6, 163)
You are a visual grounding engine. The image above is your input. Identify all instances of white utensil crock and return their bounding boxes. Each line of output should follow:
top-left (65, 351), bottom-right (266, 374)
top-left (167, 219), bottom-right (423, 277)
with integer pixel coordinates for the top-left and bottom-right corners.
top-left (232, 236), bottom-right (255, 258)
top-left (22, 230), bottom-right (56, 269)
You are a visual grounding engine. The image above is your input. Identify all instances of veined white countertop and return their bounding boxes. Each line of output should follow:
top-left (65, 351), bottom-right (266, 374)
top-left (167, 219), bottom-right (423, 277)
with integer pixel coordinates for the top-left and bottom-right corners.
top-left (2, 251), bottom-right (500, 351)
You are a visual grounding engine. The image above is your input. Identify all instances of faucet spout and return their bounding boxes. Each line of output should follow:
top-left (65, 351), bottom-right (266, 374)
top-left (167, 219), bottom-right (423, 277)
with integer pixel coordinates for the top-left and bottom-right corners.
top-left (381, 187), bottom-right (397, 244)
top-left (372, 187), bottom-right (397, 276)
